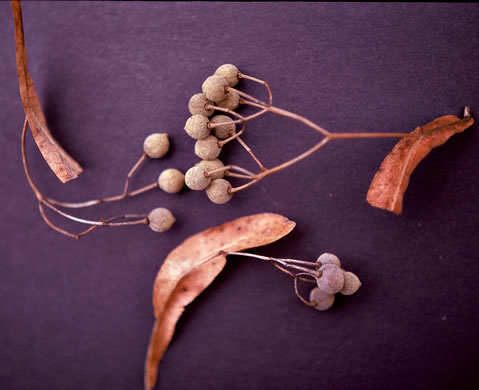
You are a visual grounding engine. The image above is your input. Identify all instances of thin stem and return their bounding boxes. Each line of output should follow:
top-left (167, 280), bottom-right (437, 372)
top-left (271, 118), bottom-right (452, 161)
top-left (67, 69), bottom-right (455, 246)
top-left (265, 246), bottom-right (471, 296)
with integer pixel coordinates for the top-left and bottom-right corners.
top-left (294, 273), bottom-right (316, 307)
top-left (271, 262), bottom-right (317, 283)
top-left (236, 137), bottom-right (266, 171)
top-left (328, 132), bottom-right (410, 139)
top-left (230, 179), bottom-right (260, 193)
top-left (46, 153), bottom-right (152, 208)
top-left (41, 200), bottom-right (148, 227)
top-left (226, 251), bottom-right (319, 275)
top-left (128, 181), bottom-right (159, 197)
top-left (258, 137), bottom-right (330, 178)
top-left (218, 126), bottom-right (245, 147)
top-left (238, 72), bottom-right (273, 106)
top-left (122, 153), bottom-right (148, 196)
top-left (225, 172), bottom-right (254, 180)
top-left (206, 164), bottom-right (255, 178)
top-left (228, 87), bottom-right (268, 107)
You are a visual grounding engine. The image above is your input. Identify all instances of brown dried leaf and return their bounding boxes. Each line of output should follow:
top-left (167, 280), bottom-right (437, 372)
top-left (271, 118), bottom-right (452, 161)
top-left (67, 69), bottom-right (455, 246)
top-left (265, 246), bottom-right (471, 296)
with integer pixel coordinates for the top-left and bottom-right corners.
top-left (11, 0), bottom-right (82, 183)
top-left (144, 213), bottom-right (295, 390)
top-left (367, 112), bottom-right (474, 214)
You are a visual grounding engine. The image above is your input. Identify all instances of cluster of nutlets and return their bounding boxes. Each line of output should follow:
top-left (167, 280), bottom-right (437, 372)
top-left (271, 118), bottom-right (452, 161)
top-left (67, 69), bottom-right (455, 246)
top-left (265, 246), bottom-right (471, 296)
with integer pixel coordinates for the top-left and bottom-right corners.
top-left (308, 253), bottom-right (361, 311)
top-left (183, 64), bottom-right (242, 204)
top-left (142, 133), bottom-right (185, 233)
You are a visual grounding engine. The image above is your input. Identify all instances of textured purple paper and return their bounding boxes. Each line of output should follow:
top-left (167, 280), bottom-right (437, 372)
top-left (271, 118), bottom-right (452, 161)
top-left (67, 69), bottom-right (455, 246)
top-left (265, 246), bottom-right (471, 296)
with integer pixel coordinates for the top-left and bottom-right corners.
top-left (1, 2), bottom-right (479, 390)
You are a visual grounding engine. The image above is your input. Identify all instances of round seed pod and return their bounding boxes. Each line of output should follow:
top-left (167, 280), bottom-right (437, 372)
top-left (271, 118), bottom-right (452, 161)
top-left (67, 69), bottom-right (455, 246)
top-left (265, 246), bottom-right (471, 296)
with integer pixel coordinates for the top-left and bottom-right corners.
top-left (317, 264), bottom-right (345, 295)
top-left (210, 115), bottom-right (236, 139)
top-left (194, 135), bottom-right (222, 160)
top-left (143, 133), bottom-right (169, 158)
top-left (316, 252), bottom-right (341, 269)
top-left (215, 64), bottom-right (239, 87)
top-left (216, 91), bottom-right (240, 111)
top-left (188, 93), bottom-right (215, 117)
top-left (184, 115), bottom-right (210, 140)
top-left (148, 207), bottom-right (175, 233)
top-left (158, 168), bottom-right (184, 194)
top-left (185, 166), bottom-right (210, 191)
top-left (206, 179), bottom-right (232, 204)
top-left (195, 159), bottom-right (225, 180)
top-left (309, 287), bottom-right (335, 311)
top-left (340, 271), bottom-right (362, 295)
top-left (202, 75), bottom-right (229, 102)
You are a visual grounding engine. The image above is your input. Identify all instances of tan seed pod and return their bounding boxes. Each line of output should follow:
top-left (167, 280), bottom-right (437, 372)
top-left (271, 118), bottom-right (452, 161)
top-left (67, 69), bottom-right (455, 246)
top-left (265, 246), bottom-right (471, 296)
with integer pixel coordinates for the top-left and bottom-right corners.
top-left (316, 252), bottom-right (341, 268)
top-left (188, 93), bottom-right (215, 117)
top-left (216, 91), bottom-right (240, 111)
top-left (340, 271), bottom-right (362, 295)
top-left (206, 178), bottom-right (232, 204)
top-left (158, 168), bottom-right (185, 194)
top-left (210, 115), bottom-right (236, 140)
top-left (317, 264), bottom-right (345, 295)
top-left (184, 115), bottom-right (210, 140)
top-left (214, 64), bottom-right (239, 87)
top-left (195, 159), bottom-right (225, 180)
top-left (143, 133), bottom-right (169, 158)
top-left (148, 207), bottom-right (175, 233)
top-left (194, 135), bottom-right (222, 161)
top-left (202, 75), bottom-right (229, 102)
top-left (309, 287), bottom-right (335, 311)
top-left (185, 166), bottom-right (211, 191)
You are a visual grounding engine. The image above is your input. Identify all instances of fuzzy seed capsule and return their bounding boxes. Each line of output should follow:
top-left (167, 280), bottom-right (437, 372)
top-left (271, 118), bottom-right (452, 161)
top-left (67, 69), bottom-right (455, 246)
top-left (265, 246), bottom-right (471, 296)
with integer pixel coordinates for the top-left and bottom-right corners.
top-left (210, 115), bottom-right (236, 140)
top-left (340, 271), bottom-right (362, 295)
top-left (309, 287), bottom-right (335, 311)
top-left (216, 91), bottom-right (240, 111)
top-left (143, 133), bottom-right (169, 158)
top-left (158, 168), bottom-right (185, 194)
top-left (316, 253), bottom-right (341, 269)
top-left (194, 135), bottom-right (222, 160)
top-left (188, 93), bottom-right (215, 117)
top-left (148, 207), bottom-right (175, 232)
top-left (202, 75), bottom-right (229, 102)
top-left (184, 115), bottom-right (210, 140)
top-left (215, 64), bottom-right (239, 87)
top-left (195, 159), bottom-right (225, 180)
top-left (185, 166), bottom-right (211, 191)
top-left (317, 264), bottom-right (345, 295)
top-left (206, 179), bottom-right (232, 204)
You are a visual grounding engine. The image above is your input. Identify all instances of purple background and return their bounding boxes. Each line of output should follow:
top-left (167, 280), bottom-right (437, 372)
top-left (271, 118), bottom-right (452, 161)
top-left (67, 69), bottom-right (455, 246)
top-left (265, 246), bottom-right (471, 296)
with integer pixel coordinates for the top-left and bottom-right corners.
top-left (1, 2), bottom-right (479, 390)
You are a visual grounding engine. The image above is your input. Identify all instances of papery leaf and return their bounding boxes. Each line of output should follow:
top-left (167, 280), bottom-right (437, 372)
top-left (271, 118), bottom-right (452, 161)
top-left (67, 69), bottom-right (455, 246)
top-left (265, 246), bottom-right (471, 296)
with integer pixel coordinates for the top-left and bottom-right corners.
top-left (144, 213), bottom-right (295, 390)
top-left (367, 111), bottom-right (474, 214)
top-left (11, 0), bottom-right (82, 183)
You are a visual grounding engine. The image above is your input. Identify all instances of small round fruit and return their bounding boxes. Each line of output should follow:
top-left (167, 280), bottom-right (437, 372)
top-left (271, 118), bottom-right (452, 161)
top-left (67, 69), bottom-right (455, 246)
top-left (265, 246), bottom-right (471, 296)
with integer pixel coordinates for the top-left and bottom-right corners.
top-left (206, 179), bottom-right (232, 204)
top-left (340, 271), bottom-right (362, 295)
top-left (148, 207), bottom-right (175, 232)
top-left (185, 166), bottom-right (210, 191)
top-left (143, 133), bottom-right (169, 158)
top-left (202, 75), bottom-right (229, 102)
top-left (184, 115), bottom-right (210, 140)
top-left (158, 168), bottom-right (184, 194)
top-left (188, 93), bottom-right (215, 117)
top-left (309, 287), bottom-right (335, 311)
top-left (214, 64), bottom-right (239, 87)
top-left (210, 115), bottom-right (236, 139)
top-left (316, 253), bottom-right (341, 269)
top-left (194, 135), bottom-right (222, 160)
top-left (216, 91), bottom-right (240, 111)
top-left (317, 264), bottom-right (345, 295)
top-left (195, 159), bottom-right (225, 180)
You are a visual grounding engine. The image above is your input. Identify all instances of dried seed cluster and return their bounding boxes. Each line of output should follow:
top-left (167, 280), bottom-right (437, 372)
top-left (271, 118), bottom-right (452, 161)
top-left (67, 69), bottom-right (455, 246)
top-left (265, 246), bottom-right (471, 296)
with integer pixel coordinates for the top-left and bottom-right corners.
top-left (182, 64), bottom-right (244, 204)
top-left (309, 253), bottom-right (361, 311)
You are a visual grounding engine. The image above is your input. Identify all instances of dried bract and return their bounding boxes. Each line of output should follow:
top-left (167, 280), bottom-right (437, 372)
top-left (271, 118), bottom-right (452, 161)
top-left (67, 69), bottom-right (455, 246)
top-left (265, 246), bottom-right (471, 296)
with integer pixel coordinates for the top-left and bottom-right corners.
top-left (145, 214), bottom-right (296, 390)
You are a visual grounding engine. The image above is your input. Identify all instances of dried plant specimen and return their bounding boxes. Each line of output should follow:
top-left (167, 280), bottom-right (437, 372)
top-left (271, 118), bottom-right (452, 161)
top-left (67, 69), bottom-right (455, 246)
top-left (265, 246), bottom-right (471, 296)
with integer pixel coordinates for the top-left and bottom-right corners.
top-left (11, 0), bottom-right (82, 183)
top-left (367, 109), bottom-right (474, 214)
top-left (144, 213), bottom-right (296, 390)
